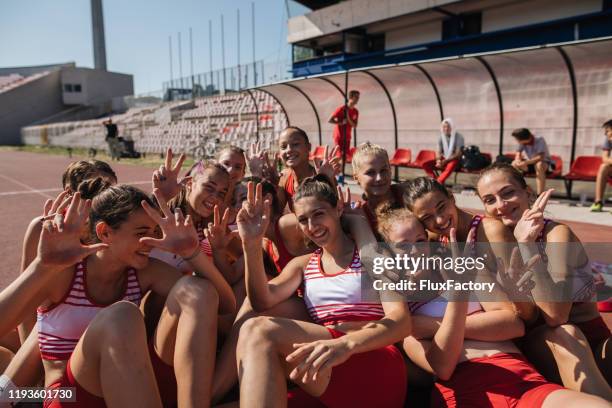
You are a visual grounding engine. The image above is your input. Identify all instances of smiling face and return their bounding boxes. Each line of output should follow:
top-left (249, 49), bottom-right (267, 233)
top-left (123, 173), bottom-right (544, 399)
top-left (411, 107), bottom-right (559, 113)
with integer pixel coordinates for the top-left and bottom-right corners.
top-left (218, 150), bottom-right (246, 183)
top-left (294, 196), bottom-right (341, 248)
top-left (279, 129), bottom-right (310, 169)
top-left (354, 154), bottom-right (391, 198)
top-left (96, 208), bottom-right (158, 270)
top-left (187, 168), bottom-right (230, 218)
top-left (410, 190), bottom-right (457, 236)
top-left (477, 170), bottom-right (530, 226)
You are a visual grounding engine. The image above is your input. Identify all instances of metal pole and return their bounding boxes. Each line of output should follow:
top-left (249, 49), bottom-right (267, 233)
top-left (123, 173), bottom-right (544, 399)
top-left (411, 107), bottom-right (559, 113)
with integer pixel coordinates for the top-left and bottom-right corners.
top-left (252, 2), bottom-right (256, 86)
top-left (237, 9), bottom-right (241, 90)
top-left (169, 35), bottom-right (173, 84)
top-left (221, 14), bottom-right (226, 93)
top-left (189, 27), bottom-right (194, 91)
top-left (178, 32), bottom-right (183, 88)
top-left (209, 20), bottom-right (213, 91)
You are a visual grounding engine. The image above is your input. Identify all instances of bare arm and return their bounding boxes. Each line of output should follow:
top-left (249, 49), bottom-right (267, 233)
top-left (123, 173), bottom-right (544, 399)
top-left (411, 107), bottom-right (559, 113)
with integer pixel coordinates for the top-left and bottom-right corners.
top-left (17, 217), bottom-right (44, 342)
top-left (403, 301), bottom-right (468, 381)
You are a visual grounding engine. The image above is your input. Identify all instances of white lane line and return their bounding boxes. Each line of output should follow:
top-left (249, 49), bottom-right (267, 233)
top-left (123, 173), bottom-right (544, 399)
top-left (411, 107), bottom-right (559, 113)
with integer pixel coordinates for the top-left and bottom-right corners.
top-left (0, 180), bottom-right (151, 198)
top-left (0, 174), bottom-right (55, 199)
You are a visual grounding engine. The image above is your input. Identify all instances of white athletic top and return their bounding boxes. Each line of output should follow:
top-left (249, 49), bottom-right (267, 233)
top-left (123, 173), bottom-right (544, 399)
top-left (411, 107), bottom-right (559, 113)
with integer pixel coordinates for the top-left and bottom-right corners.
top-left (37, 261), bottom-right (142, 360)
top-left (302, 247), bottom-right (385, 326)
top-left (409, 296), bottom-right (483, 317)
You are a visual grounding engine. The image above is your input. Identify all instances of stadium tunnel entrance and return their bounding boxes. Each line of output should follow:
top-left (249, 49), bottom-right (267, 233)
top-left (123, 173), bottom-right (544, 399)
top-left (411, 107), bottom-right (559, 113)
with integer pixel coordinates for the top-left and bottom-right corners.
top-left (248, 36), bottom-right (612, 177)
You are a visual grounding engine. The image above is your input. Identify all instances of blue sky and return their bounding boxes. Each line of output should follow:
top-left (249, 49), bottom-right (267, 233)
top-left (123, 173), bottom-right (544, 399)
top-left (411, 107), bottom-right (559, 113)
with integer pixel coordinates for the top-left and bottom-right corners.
top-left (0, 0), bottom-right (308, 94)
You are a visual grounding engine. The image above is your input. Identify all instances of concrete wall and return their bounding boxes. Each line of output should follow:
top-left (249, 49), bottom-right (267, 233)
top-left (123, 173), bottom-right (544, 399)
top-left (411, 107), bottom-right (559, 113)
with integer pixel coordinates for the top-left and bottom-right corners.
top-left (287, 0), bottom-right (460, 44)
top-left (0, 71), bottom-right (65, 145)
top-left (61, 68), bottom-right (133, 106)
top-left (482, 0), bottom-right (602, 33)
top-left (385, 19), bottom-right (442, 49)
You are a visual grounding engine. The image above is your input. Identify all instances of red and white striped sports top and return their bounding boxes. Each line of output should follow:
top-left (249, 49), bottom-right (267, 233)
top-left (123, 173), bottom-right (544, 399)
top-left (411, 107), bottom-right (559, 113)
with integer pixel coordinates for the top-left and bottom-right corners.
top-left (37, 261), bottom-right (142, 361)
top-left (302, 247), bottom-right (385, 326)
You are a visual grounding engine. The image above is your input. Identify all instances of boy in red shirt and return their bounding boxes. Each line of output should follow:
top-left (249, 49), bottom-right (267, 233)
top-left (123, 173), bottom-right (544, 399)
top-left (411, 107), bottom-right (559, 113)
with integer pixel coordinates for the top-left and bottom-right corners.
top-left (329, 90), bottom-right (359, 183)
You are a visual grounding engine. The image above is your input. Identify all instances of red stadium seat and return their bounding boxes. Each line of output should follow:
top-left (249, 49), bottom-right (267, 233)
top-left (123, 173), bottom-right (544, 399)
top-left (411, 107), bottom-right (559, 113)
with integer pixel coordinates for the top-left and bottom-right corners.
top-left (389, 148), bottom-right (412, 167)
top-left (563, 155), bottom-right (612, 198)
top-left (309, 145), bottom-right (326, 161)
top-left (407, 150), bottom-right (436, 168)
top-left (564, 156), bottom-right (602, 181)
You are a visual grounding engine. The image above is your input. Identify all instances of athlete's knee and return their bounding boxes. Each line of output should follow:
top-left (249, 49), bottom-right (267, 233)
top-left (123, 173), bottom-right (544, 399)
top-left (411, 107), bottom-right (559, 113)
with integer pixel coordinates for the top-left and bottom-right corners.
top-left (171, 275), bottom-right (219, 312)
top-left (237, 316), bottom-right (278, 355)
top-left (544, 324), bottom-right (589, 354)
top-left (90, 301), bottom-right (145, 340)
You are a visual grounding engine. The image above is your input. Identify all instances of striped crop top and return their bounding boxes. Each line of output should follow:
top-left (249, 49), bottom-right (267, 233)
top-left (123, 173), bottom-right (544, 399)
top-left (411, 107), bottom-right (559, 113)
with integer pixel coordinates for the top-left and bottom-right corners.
top-left (302, 247), bottom-right (385, 326)
top-left (37, 261), bottom-right (142, 360)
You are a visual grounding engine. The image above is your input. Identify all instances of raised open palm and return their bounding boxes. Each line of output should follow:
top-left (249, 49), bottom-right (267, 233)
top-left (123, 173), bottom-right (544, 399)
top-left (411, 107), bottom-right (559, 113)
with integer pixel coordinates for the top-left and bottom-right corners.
top-left (140, 189), bottom-right (199, 258)
top-left (37, 192), bottom-right (108, 269)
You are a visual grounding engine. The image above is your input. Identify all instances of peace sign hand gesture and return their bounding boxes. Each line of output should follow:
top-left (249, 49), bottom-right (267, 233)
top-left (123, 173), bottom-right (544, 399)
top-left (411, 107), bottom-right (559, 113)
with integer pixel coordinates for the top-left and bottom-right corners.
top-left (204, 205), bottom-right (232, 250)
top-left (236, 182), bottom-right (271, 242)
top-left (261, 151), bottom-right (281, 186)
top-left (496, 248), bottom-right (539, 301)
top-left (140, 190), bottom-right (199, 259)
top-left (152, 148), bottom-right (188, 202)
top-left (514, 189), bottom-right (553, 243)
top-left (314, 145), bottom-right (341, 180)
top-left (38, 192), bottom-right (108, 269)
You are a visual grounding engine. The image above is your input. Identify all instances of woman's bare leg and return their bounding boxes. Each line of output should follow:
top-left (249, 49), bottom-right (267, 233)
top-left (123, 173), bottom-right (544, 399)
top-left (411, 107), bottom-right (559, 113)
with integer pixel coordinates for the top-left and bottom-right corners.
top-left (594, 163), bottom-right (610, 203)
top-left (236, 316), bottom-right (332, 408)
top-left (523, 324), bottom-right (612, 399)
top-left (69, 301), bottom-right (162, 407)
top-left (2, 327), bottom-right (43, 386)
top-left (212, 296), bottom-right (310, 404)
top-left (153, 275), bottom-right (219, 408)
top-left (541, 388), bottom-right (609, 408)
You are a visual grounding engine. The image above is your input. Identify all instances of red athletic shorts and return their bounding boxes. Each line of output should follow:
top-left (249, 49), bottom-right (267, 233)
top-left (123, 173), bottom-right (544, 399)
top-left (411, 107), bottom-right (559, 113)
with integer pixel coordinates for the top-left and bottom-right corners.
top-left (287, 327), bottom-right (407, 408)
top-left (431, 353), bottom-right (564, 408)
top-left (44, 340), bottom-right (177, 407)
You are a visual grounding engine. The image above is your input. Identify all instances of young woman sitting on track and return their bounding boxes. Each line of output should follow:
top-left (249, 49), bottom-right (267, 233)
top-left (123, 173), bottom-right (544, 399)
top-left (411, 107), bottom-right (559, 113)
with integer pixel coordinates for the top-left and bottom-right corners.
top-left (234, 175), bottom-right (411, 407)
top-left (211, 176), bottom-right (315, 404)
top-left (350, 142), bottom-right (404, 234)
top-left (0, 161), bottom-right (119, 398)
top-left (0, 185), bottom-right (235, 407)
top-left (476, 163), bottom-right (612, 399)
top-left (276, 128), bottom-right (341, 213)
top-left (375, 205), bottom-right (608, 407)
top-left (150, 153), bottom-right (230, 271)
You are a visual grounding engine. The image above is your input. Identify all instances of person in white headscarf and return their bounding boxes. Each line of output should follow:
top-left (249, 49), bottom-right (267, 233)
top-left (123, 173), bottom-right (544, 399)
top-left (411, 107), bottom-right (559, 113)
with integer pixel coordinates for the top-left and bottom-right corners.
top-left (423, 118), bottom-right (465, 184)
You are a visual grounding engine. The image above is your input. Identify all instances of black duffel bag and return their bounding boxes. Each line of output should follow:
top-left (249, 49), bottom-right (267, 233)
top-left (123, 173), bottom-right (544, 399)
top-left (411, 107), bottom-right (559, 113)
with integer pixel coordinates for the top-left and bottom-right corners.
top-left (461, 145), bottom-right (492, 171)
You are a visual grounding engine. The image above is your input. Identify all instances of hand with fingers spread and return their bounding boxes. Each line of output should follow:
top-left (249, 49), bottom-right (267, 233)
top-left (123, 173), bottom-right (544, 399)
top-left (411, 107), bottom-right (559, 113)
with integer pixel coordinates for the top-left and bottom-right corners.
top-left (140, 190), bottom-right (199, 259)
top-left (152, 148), bottom-right (188, 202)
top-left (314, 145), bottom-right (341, 180)
top-left (236, 182), bottom-right (272, 242)
top-left (513, 189), bottom-right (553, 243)
top-left (285, 338), bottom-right (352, 384)
top-left (261, 151), bottom-right (281, 186)
top-left (246, 141), bottom-right (266, 177)
top-left (496, 248), bottom-right (539, 301)
top-left (37, 192), bottom-right (108, 269)
top-left (204, 205), bottom-right (232, 251)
